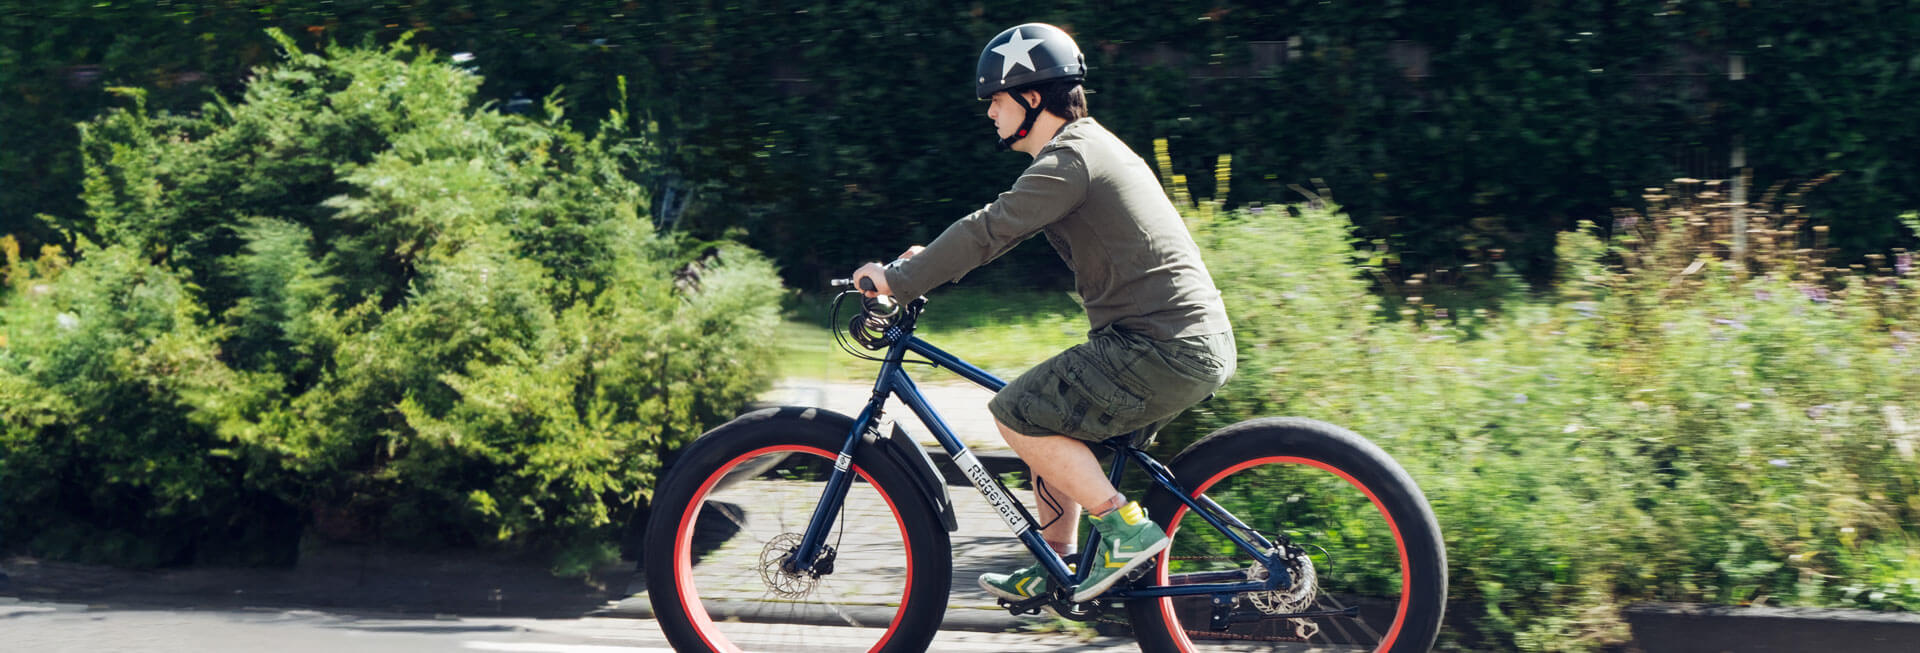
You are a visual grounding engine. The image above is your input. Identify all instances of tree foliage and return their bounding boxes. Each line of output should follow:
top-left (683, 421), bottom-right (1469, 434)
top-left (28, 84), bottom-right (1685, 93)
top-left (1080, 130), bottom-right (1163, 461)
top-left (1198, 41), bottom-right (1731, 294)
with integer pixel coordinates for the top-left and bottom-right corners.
top-left (0, 32), bottom-right (783, 567)
top-left (3, 1), bottom-right (1917, 288)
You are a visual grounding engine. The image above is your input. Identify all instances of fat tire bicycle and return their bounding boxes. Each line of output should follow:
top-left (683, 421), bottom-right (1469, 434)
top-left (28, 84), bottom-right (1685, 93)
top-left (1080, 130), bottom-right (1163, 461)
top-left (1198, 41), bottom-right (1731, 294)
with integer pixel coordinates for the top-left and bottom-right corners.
top-left (643, 286), bottom-right (1447, 652)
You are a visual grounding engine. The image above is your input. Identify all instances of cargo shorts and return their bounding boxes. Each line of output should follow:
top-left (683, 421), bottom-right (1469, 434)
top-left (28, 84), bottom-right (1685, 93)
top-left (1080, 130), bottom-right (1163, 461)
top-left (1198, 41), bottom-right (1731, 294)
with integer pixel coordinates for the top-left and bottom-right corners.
top-left (989, 325), bottom-right (1236, 445)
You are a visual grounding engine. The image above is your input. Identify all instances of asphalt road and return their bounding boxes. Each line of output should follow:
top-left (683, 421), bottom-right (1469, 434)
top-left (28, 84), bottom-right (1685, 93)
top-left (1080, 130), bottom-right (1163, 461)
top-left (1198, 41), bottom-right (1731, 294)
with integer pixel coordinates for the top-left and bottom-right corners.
top-left (2, 598), bottom-right (1149, 653)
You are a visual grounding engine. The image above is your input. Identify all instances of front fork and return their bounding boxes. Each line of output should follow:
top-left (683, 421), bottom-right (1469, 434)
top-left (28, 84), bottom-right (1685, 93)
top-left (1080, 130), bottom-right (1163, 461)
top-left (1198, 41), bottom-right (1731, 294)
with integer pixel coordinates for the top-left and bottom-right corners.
top-left (780, 409), bottom-right (880, 577)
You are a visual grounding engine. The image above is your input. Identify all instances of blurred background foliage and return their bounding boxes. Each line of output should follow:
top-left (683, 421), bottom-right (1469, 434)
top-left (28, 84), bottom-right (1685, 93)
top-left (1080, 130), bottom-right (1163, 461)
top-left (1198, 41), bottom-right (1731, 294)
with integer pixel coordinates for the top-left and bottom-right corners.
top-left (1159, 164), bottom-right (1920, 649)
top-left (4, 2), bottom-right (1920, 649)
top-left (2, 1), bottom-right (1917, 290)
top-left (0, 32), bottom-right (783, 571)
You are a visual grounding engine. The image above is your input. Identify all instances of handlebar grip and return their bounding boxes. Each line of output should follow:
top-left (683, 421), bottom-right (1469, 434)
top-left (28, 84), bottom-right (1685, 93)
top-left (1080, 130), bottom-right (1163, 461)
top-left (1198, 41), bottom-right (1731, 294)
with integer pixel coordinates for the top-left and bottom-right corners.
top-left (858, 277), bottom-right (877, 293)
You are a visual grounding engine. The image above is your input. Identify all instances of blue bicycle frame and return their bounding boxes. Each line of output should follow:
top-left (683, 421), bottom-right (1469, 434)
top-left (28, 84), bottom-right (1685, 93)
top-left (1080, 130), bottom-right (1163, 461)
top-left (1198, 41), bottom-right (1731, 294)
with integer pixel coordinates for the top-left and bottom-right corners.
top-left (786, 305), bottom-right (1294, 603)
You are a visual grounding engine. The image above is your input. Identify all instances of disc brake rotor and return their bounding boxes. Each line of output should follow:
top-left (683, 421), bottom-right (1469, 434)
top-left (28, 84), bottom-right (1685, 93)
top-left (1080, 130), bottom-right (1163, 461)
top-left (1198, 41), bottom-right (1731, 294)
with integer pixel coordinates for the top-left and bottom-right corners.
top-left (758, 533), bottom-right (826, 599)
top-left (1245, 547), bottom-right (1321, 640)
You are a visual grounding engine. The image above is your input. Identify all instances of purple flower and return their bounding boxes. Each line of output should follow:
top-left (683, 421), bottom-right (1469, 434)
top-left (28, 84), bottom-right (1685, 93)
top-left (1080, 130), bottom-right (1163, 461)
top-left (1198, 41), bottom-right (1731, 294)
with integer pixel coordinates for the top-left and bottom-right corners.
top-left (1899, 253), bottom-right (1912, 276)
top-left (1754, 289), bottom-right (1772, 302)
top-left (1800, 286), bottom-right (1829, 303)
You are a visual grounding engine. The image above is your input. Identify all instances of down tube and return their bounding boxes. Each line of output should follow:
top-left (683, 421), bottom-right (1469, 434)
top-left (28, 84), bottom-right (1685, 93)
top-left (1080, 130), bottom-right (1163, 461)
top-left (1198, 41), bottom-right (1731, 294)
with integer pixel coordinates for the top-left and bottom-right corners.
top-left (886, 368), bottom-right (1071, 583)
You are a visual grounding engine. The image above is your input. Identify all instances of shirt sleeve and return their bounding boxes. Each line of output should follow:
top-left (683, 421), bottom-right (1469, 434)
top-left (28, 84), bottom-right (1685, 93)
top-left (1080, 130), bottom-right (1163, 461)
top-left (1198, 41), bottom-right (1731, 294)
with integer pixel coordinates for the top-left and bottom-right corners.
top-left (883, 148), bottom-right (1087, 299)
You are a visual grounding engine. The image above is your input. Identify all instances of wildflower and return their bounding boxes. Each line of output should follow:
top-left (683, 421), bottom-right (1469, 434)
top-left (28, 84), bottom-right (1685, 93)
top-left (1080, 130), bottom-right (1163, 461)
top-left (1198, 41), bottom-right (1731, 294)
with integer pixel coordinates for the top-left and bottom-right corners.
top-left (1769, 459), bottom-right (1791, 468)
top-left (56, 313), bottom-right (79, 331)
top-left (1799, 286), bottom-right (1829, 303)
top-left (1754, 289), bottom-right (1772, 302)
top-left (1899, 253), bottom-right (1912, 276)
top-left (1513, 393), bottom-right (1528, 404)
top-left (1735, 402), bottom-right (1753, 410)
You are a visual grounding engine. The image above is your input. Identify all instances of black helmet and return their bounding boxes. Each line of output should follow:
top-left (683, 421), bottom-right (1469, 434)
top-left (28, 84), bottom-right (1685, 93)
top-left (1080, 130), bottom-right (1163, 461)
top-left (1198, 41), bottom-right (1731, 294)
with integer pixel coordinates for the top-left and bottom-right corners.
top-left (975, 23), bottom-right (1086, 101)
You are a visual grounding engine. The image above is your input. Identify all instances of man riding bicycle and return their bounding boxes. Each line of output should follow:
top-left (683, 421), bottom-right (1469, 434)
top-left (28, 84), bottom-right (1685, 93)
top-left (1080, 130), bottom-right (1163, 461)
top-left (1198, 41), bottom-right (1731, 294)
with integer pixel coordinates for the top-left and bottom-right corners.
top-left (851, 22), bottom-right (1237, 606)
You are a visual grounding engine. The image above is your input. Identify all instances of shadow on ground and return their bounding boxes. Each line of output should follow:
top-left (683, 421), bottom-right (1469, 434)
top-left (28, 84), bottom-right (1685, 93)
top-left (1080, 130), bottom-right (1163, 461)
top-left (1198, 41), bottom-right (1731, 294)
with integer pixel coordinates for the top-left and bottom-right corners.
top-left (0, 543), bottom-right (635, 619)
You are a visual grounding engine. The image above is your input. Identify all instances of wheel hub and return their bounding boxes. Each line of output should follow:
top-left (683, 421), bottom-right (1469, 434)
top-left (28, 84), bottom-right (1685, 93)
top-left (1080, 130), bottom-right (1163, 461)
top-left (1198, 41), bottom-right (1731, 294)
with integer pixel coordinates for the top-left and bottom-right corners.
top-left (758, 533), bottom-right (836, 599)
top-left (1246, 546), bottom-right (1320, 639)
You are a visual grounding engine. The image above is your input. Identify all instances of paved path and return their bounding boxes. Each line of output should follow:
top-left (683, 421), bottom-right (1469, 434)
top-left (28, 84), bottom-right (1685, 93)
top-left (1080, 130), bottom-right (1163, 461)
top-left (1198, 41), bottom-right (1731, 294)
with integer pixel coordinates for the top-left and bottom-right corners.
top-left (607, 473), bottom-right (1037, 626)
top-left (759, 377), bottom-right (1012, 453)
top-left (3, 598), bottom-right (1157, 652)
top-left (604, 377), bottom-right (1061, 634)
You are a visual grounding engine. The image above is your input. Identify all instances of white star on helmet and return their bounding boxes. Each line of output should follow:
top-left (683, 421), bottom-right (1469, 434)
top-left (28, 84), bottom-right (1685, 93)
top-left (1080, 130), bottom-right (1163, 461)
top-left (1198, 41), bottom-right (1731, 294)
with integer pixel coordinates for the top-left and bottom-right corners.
top-left (991, 28), bottom-right (1045, 79)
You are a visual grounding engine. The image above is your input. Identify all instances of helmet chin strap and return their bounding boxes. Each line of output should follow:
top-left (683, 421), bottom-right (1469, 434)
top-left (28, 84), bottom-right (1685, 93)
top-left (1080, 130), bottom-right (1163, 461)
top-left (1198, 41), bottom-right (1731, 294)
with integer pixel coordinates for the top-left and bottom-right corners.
top-left (996, 91), bottom-right (1043, 151)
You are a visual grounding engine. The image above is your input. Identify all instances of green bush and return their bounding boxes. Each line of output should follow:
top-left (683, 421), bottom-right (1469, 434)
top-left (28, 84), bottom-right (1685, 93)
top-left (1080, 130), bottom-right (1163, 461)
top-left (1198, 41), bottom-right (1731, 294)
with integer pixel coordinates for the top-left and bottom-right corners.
top-left (0, 32), bottom-right (783, 568)
top-left (0, 245), bottom-right (294, 566)
top-left (1166, 169), bottom-right (1920, 649)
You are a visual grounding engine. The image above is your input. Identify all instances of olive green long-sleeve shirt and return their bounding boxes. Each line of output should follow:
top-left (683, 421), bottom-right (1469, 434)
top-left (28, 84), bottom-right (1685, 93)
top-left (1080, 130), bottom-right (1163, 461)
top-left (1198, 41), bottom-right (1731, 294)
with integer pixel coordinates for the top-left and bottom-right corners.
top-left (883, 118), bottom-right (1230, 340)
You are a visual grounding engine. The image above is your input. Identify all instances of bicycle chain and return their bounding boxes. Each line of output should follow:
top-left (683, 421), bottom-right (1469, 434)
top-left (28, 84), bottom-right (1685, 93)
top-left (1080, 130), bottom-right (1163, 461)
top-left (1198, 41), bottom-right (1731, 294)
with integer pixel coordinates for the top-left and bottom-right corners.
top-left (1082, 554), bottom-right (1308, 644)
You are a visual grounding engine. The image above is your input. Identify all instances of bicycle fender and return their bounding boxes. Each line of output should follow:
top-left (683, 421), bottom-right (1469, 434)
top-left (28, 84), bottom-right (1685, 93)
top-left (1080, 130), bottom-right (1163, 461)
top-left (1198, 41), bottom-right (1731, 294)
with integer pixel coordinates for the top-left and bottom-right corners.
top-left (739, 404), bottom-right (959, 533)
top-left (873, 423), bottom-right (960, 533)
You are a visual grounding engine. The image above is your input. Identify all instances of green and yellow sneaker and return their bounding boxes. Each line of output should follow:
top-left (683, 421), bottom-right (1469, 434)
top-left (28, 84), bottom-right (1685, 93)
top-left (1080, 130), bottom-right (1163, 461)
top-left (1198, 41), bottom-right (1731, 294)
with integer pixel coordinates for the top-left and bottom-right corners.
top-left (979, 562), bottom-right (1052, 602)
top-left (979, 563), bottom-right (1065, 617)
top-left (1071, 501), bottom-right (1169, 602)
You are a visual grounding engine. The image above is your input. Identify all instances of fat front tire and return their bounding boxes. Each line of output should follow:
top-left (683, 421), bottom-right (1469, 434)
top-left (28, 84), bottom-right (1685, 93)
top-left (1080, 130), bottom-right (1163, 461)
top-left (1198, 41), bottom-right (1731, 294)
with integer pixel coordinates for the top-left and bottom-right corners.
top-left (644, 408), bottom-right (952, 652)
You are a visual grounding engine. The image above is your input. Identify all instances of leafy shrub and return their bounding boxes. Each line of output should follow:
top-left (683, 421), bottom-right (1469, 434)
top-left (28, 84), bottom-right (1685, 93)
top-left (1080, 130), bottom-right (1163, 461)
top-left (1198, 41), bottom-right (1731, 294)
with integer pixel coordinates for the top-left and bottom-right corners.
top-left (0, 32), bottom-right (783, 569)
top-left (1163, 154), bottom-right (1920, 650)
top-left (0, 245), bottom-right (294, 566)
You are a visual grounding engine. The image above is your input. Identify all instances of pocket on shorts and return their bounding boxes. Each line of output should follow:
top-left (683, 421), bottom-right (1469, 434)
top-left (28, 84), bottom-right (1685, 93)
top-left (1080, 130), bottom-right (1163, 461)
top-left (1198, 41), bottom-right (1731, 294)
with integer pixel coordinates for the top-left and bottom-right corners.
top-left (1014, 352), bottom-right (1149, 438)
top-left (1065, 357), bottom-right (1149, 431)
top-left (1161, 333), bottom-right (1236, 384)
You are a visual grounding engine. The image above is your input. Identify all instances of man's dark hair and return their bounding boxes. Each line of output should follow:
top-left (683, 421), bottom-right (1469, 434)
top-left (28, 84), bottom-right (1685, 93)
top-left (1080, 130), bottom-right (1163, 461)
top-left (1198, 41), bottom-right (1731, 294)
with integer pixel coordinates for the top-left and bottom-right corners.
top-left (1026, 80), bottom-right (1089, 121)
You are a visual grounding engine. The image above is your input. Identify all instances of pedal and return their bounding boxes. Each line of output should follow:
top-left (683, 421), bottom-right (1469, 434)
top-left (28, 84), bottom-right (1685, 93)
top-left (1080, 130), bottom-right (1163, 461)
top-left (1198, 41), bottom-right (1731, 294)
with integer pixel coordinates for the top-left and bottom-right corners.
top-left (1123, 558), bottom-right (1158, 582)
top-left (1003, 594), bottom-right (1052, 616)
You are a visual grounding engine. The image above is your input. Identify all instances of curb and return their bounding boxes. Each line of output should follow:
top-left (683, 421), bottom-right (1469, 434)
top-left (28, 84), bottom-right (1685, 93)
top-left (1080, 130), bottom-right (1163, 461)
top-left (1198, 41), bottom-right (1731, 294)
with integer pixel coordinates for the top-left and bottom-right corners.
top-left (1625, 602), bottom-right (1920, 652)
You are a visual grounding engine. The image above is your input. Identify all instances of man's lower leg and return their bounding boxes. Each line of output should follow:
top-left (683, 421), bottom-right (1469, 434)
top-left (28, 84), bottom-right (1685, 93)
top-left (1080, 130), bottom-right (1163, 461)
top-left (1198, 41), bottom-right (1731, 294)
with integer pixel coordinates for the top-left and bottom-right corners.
top-left (992, 420), bottom-right (1169, 603)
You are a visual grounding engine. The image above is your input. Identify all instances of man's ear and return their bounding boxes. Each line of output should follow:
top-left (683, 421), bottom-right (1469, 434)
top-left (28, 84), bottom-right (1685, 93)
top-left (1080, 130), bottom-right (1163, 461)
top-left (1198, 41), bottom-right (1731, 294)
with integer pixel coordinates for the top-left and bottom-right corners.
top-left (1022, 89), bottom-right (1043, 108)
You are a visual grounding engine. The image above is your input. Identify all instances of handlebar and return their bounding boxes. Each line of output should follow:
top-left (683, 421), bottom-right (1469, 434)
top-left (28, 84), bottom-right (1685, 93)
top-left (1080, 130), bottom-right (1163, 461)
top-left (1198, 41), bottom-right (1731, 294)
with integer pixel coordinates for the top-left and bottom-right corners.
top-left (828, 277), bottom-right (878, 293)
top-left (828, 276), bottom-right (921, 351)
top-left (829, 276), bottom-right (899, 317)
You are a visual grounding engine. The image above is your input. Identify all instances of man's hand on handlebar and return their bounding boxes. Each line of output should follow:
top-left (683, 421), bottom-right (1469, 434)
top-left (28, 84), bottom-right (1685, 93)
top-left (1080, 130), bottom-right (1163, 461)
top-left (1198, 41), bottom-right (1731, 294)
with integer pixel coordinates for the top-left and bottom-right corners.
top-left (851, 262), bottom-right (890, 298)
top-left (849, 245), bottom-right (922, 298)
